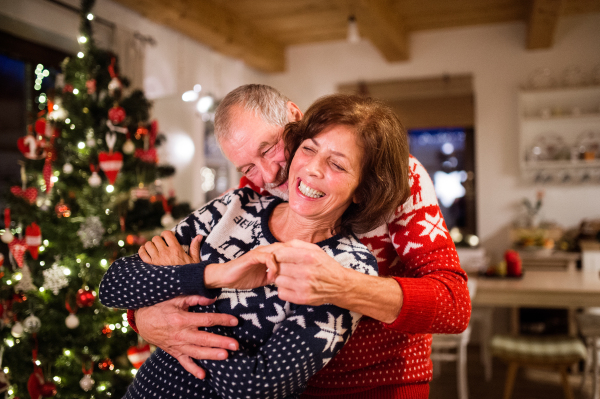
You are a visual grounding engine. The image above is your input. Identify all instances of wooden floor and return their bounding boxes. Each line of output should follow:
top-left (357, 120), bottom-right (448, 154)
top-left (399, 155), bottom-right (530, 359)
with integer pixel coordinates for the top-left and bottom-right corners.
top-left (429, 346), bottom-right (592, 399)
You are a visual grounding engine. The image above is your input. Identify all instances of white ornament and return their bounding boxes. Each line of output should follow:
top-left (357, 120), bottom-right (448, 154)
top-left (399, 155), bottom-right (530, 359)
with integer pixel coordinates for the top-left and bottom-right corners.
top-left (15, 263), bottom-right (37, 292)
top-left (161, 212), bottom-right (175, 228)
top-left (122, 139), bottom-right (135, 154)
top-left (80, 374), bottom-right (94, 391)
top-left (23, 314), bottom-right (41, 333)
top-left (77, 216), bottom-right (105, 248)
top-left (86, 137), bottom-right (96, 148)
top-left (88, 171), bottom-right (102, 187)
top-left (43, 263), bottom-right (69, 295)
top-left (11, 321), bottom-right (24, 338)
top-left (1, 230), bottom-right (14, 244)
top-left (63, 163), bottom-right (74, 174)
top-left (65, 313), bottom-right (79, 329)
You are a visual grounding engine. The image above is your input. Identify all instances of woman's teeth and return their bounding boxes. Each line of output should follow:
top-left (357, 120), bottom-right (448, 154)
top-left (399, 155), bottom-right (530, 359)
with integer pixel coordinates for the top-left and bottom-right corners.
top-left (299, 181), bottom-right (325, 198)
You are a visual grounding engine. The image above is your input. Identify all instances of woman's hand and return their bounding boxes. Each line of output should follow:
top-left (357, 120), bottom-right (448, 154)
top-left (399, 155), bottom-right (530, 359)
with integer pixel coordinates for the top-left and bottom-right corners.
top-left (204, 249), bottom-right (279, 290)
top-left (260, 239), bottom-right (349, 306)
top-left (138, 231), bottom-right (203, 266)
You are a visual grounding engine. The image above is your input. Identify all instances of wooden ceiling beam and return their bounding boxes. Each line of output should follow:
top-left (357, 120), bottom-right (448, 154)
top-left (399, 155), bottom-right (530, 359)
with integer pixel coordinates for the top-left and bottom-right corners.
top-left (112, 0), bottom-right (285, 72)
top-left (335, 0), bottom-right (409, 61)
top-left (526, 0), bottom-right (563, 49)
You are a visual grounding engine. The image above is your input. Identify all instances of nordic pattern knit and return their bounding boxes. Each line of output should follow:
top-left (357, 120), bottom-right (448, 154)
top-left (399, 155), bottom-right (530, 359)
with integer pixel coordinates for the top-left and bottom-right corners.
top-left (240, 156), bottom-right (471, 398)
top-left (100, 188), bottom-right (378, 399)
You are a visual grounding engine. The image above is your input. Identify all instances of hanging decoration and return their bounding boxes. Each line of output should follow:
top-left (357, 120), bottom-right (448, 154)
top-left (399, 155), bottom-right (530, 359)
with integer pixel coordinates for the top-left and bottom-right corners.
top-left (88, 165), bottom-right (102, 187)
top-left (127, 342), bottom-right (151, 369)
top-left (77, 216), bottom-right (105, 248)
top-left (122, 133), bottom-right (135, 154)
top-left (98, 358), bottom-right (114, 371)
top-left (1, 209), bottom-right (14, 244)
top-left (85, 79), bottom-right (96, 95)
top-left (76, 288), bottom-right (96, 308)
top-left (54, 200), bottom-right (71, 218)
top-left (17, 132), bottom-right (46, 160)
top-left (134, 148), bottom-right (158, 164)
top-left (161, 198), bottom-right (174, 228)
top-left (23, 314), bottom-right (42, 334)
top-left (107, 57), bottom-right (122, 98)
top-left (108, 106), bottom-right (126, 125)
top-left (98, 132), bottom-right (123, 184)
top-left (135, 124), bottom-right (148, 140)
top-left (62, 162), bottom-right (74, 174)
top-left (10, 186), bottom-right (38, 204)
top-left (28, 365), bottom-right (45, 399)
top-left (11, 321), bottom-right (24, 338)
top-left (65, 299), bottom-right (79, 329)
top-left (8, 238), bottom-right (27, 268)
top-left (79, 361), bottom-right (94, 392)
top-left (15, 263), bottom-right (37, 291)
top-left (25, 222), bottom-right (42, 259)
top-left (42, 262), bottom-right (69, 295)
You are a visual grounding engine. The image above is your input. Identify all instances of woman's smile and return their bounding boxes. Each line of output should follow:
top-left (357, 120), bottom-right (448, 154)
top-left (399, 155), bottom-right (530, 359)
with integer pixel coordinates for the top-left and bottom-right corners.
top-left (297, 179), bottom-right (325, 199)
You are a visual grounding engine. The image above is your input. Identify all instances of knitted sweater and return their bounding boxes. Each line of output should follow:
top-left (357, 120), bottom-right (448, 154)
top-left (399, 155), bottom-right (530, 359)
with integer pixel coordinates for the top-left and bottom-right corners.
top-left (240, 156), bottom-right (471, 398)
top-left (100, 188), bottom-right (378, 399)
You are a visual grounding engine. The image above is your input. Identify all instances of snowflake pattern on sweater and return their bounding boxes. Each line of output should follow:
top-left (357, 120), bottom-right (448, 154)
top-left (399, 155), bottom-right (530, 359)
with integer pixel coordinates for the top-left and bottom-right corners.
top-left (100, 188), bottom-right (378, 399)
top-left (239, 156), bottom-right (471, 397)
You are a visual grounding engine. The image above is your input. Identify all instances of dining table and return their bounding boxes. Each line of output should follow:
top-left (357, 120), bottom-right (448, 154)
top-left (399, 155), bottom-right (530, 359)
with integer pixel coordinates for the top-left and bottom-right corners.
top-left (471, 269), bottom-right (600, 335)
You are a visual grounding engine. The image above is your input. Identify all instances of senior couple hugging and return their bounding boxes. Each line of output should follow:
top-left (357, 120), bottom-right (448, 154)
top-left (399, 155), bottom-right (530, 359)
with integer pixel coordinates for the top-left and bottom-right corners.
top-left (99, 84), bottom-right (471, 399)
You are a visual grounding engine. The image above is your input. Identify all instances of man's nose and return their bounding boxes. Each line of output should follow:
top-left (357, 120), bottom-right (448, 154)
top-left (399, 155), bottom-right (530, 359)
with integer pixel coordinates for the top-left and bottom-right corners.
top-left (260, 159), bottom-right (282, 184)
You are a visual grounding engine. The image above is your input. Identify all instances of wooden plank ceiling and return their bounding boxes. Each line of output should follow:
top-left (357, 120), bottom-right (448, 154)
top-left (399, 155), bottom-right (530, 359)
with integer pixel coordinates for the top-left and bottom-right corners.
top-left (112, 0), bottom-right (600, 72)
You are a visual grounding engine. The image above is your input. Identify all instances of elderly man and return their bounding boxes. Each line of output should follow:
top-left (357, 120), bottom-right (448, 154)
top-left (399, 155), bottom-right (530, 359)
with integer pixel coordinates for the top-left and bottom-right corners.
top-left (129, 84), bottom-right (470, 398)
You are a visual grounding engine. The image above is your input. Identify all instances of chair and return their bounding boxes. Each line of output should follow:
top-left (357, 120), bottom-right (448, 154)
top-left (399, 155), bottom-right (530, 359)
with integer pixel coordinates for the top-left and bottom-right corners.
top-left (491, 335), bottom-right (587, 399)
top-left (430, 279), bottom-right (477, 399)
top-left (577, 312), bottom-right (600, 399)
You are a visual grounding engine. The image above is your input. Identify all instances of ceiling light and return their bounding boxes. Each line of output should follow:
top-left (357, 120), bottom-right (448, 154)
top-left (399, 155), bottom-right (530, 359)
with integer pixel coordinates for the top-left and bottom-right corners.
top-left (196, 95), bottom-right (214, 113)
top-left (182, 90), bottom-right (199, 102)
top-left (347, 15), bottom-right (360, 44)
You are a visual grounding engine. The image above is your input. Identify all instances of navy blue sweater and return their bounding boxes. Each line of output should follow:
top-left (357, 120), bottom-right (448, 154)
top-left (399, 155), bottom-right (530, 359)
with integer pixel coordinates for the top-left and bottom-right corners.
top-left (99, 188), bottom-right (378, 399)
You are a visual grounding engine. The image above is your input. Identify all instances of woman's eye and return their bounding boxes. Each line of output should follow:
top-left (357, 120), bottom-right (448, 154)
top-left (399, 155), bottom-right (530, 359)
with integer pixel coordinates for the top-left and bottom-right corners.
top-left (332, 163), bottom-right (346, 172)
top-left (302, 146), bottom-right (315, 153)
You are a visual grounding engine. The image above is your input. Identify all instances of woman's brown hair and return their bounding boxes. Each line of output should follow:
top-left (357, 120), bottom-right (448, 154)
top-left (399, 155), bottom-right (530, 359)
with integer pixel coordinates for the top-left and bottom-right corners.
top-left (283, 94), bottom-right (410, 235)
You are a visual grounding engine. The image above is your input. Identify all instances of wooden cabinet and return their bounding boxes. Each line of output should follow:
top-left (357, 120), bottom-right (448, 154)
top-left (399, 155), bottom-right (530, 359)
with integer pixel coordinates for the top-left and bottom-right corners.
top-left (518, 85), bottom-right (600, 184)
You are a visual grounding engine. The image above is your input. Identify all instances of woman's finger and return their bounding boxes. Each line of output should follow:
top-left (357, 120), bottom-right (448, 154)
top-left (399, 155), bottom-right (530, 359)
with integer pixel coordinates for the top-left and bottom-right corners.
top-left (190, 235), bottom-right (204, 263)
top-left (152, 235), bottom-right (168, 250)
top-left (144, 241), bottom-right (159, 259)
top-left (161, 230), bottom-right (179, 247)
top-left (138, 246), bottom-right (151, 263)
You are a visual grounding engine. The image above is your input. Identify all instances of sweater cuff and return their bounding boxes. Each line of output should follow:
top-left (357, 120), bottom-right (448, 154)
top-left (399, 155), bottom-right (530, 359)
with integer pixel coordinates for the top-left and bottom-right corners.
top-left (127, 309), bottom-right (139, 334)
top-left (177, 262), bottom-right (221, 299)
top-left (383, 277), bottom-right (437, 332)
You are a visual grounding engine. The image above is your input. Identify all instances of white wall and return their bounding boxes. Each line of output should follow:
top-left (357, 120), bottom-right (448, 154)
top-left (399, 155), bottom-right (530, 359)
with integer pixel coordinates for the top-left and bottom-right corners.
top-left (263, 14), bottom-right (600, 259)
top-left (0, 0), bottom-right (264, 208)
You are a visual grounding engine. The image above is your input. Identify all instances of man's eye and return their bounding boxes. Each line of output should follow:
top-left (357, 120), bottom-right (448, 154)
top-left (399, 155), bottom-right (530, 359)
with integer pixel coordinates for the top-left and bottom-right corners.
top-left (262, 146), bottom-right (273, 157)
top-left (243, 166), bottom-right (254, 175)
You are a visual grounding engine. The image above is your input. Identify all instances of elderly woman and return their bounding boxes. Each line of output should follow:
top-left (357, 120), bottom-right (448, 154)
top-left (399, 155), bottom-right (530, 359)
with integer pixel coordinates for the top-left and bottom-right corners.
top-left (99, 94), bottom-right (410, 399)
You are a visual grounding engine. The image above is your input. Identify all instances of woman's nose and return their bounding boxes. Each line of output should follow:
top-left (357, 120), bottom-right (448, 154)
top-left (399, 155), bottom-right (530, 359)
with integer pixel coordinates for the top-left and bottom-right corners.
top-left (305, 157), bottom-right (324, 178)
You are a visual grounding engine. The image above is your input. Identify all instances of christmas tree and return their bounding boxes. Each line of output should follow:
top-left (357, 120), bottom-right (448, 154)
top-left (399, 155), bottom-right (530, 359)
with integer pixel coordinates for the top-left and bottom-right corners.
top-left (0, 0), bottom-right (189, 397)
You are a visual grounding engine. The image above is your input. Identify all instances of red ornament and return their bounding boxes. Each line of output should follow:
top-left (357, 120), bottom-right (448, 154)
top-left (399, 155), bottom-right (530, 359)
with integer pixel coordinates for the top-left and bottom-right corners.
top-left (25, 223), bottom-right (42, 260)
top-left (108, 106), bottom-right (126, 125)
top-left (55, 200), bottom-right (71, 218)
top-left (127, 344), bottom-right (151, 369)
top-left (504, 250), bottom-right (523, 277)
top-left (34, 118), bottom-right (47, 136)
top-left (13, 292), bottom-right (26, 302)
top-left (98, 358), bottom-right (114, 371)
top-left (76, 288), bottom-right (96, 307)
top-left (98, 151), bottom-right (123, 184)
top-left (10, 186), bottom-right (38, 204)
top-left (149, 120), bottom-right (158, 147)
top-left (17, 134), bottom-right (46, 160)
top-left (86, 79), bottom-right (96, 95)
top-left (0, 253), bottom-right (4, 267)
top-left (40, 382), bottom-right (57, 397)
top-left (63, 84), bottom-right (74, 93)
top-left (134, 148), bottom-right (158, 164)
top-left (8, 238), bottom-right (27, 267)
top-left (27, 367), bottom-right (44, 399)
top-left (101, 324), bottom-right (112, 337)
top-left (43, 158), bottom-right (53, 193)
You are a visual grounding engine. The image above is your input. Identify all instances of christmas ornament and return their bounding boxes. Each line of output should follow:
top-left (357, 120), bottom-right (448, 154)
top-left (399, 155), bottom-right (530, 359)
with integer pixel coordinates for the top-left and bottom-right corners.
top-left (79, 374), bottom-right (94, 392)
top-left (34, 118), bottom-right (48, 137)
top-left (15, 263), bottom-right (37, 292)
top-left (42, 263), bottom-right (69, 295)
top-left (28, 366), bottom-right (45, 399)
top-left (134, 148), bottom-right (158, 163)
top-left (77, 216), bottom-right (105, 248)
top-left (43, 157), bottom-right (53, 193)
top-left (0, 253), bottom-right (3, 267)
top-left (11, 321), bottom-right (24, 338)
top-left (135, 125), bottom-right (148, 140)
top-left (101, 324), bottom-right (112, 337)
top-left (76, 288), bottom-right (96, 307)
top-left (25, 223), bottom-right (42, 260)
top-left (108, 77), bottom-right (122, 97)
top-left (62, 162), bottom-right (73, 174)
top-left (54, 200), bottom-right (71, 218)
top-left (10, 186), bottom-right (38, 204)
top-left (88, 165), bottom-right (102, 187)
top-left (161, 212), bottom-right (175, 228)
top-left (123, 137), bottom-right (135, 154)
top-left (106, 119), bottom-right (128, 134)
top-left (108, 106), bottom-right (126, 125)
top-left (98, 151), bottom-right (123, 184)
top-left (86, 79), bottom-right (96, 94)
top-left (127, 343), bottom-right (151, 369)
top-left (85, 127), bottom-right (96, 148)
top-left (149, 120), bottom-right (158, 147)
top-left (63, 84), bottom-right (74, 93)
top-left (40, 381), bottom-right (57, 397)
top-left (8, 238), bottom-right (27, 268)
top-left (1, 230), bottom-right (13, 244)
top-left (23, 314), bottom-right (41, 333)
top-left (17, 134), bottom-right (46, 160)
top-left (98, 358), bottom-right (114, 371)
top-left (65, 313), bottom-right (79, 329)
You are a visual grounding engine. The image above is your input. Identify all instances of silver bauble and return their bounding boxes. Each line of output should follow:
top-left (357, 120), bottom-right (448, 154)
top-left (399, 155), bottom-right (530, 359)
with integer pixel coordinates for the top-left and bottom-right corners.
top-left (88, 171), bottom-right (102, 187)
top-left (11, 321), bottom-right (24, 338)
top-left (80, 374), bottom-right (94, 391)
top-left (23, 314), bottom-right (41, 333)
top-left (63, 163), bottom-right (74, 174)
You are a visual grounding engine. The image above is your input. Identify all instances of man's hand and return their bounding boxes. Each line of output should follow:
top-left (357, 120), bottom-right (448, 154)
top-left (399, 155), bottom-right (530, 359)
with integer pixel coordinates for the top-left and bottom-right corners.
top-left (135, 296), bottom-right (239, 380)
top-left (204, 248), bottom-right (279, 290)
top-left (262, 240), bottom-right (349, 306)
top-left (138, 231), bottom-right (203, 266)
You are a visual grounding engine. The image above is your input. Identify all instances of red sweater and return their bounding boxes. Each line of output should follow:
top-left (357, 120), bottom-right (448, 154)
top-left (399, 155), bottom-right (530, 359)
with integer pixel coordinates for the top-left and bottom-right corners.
top-left (128, 156), bottom-right (470, 399)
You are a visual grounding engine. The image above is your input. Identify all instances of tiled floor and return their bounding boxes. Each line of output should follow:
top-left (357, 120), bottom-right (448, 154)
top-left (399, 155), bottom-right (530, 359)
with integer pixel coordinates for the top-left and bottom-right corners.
top-left (429, 346), bottom-right (592, 399)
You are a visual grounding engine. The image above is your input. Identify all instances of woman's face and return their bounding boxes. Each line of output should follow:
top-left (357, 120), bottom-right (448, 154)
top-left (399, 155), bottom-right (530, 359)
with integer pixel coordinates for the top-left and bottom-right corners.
top-left (288, 124), bottom-right (363, 226)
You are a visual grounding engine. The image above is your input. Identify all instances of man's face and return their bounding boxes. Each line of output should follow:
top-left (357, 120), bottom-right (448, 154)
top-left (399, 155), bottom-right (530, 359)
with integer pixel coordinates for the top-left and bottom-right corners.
top-left (220, 105), bottom-right (289, 195)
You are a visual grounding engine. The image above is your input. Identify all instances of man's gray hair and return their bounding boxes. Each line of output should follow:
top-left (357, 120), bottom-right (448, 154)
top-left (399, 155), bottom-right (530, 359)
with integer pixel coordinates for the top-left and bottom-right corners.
top-left (214, 84), bottom-right (290, 140)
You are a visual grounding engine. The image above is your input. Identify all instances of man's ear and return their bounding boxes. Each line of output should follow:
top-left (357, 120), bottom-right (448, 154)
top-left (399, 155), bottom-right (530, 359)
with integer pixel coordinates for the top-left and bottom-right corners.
top-left (286, 101), bottom-right (303, 122)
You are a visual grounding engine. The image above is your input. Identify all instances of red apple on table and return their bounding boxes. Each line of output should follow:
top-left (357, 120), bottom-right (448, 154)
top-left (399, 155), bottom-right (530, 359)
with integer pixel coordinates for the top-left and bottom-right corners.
top-left (504, 250), bottom-right (522, 277)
